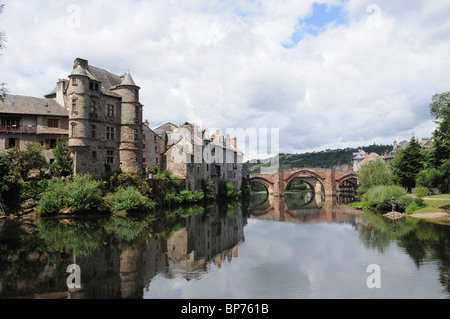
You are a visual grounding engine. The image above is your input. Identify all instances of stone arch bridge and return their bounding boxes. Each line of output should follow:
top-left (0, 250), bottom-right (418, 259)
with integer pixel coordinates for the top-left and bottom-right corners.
top-left (249, 168), bottom-right (358, 197)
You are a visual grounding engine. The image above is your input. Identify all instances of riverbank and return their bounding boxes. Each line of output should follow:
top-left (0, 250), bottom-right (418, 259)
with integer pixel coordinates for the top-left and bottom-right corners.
top-left (339, 194), bottom-right (450, 223)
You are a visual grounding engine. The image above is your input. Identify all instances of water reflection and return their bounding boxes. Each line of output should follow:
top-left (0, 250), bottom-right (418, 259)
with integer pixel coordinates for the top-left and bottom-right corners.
top-left (250, 192), bottom-right (358, 224)
top-left (0, 205), bottom-right (247, 299)
top-left (1, 197), bottom-right (450, 299)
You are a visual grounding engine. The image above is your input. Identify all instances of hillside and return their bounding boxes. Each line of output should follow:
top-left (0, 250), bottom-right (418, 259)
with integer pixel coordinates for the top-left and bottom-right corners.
top-left (244, 143), bottom-right (393, 174)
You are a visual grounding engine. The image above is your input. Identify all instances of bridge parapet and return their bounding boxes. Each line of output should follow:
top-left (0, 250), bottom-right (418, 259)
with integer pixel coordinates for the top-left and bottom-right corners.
top-left (249, 168), bottom-right (358, 197)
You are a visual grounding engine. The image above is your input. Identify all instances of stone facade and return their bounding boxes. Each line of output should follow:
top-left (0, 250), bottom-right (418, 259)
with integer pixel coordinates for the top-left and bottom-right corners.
top-left (46, 58), bottom-right (144, 178)
top-left (142, 121), bottom-right (163, 174)
top-left (1, 58), bottom-right (245, 189)
top-left (155, 122), bottom-right (244, 192)
top-left (0, 94), bottom-right (69, 163)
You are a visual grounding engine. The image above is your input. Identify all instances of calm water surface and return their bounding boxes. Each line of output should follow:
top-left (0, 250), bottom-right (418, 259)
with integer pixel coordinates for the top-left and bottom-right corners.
top-left (1, 192), bottom-right (449, 299)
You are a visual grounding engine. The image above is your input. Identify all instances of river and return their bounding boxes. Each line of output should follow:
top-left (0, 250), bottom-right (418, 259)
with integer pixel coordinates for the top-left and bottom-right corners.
top-left (0, 192), bottom-right (449, 299)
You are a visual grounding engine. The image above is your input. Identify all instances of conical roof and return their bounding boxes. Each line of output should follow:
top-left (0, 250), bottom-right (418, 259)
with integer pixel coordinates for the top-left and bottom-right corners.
top-left (119, 71), bottom-right (138, 87)
top-left (70, 65), bottom-right (89, 77)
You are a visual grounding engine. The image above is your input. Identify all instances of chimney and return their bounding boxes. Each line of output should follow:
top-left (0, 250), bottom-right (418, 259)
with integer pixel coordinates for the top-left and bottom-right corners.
top-left (232, 137), bottom-right (237, 148)
top-left (144, 120), bottom-right (149, 127)
top-left (56, 80), bottom-right (66, 107)
top-left (74, 58), bottom-right (88, 69)
top-left (393, 140), bottom-right (398, 150)
top-left (384, 152), bottom-right (387, 158)
top-left (365, 152), bottom-right (369, 164)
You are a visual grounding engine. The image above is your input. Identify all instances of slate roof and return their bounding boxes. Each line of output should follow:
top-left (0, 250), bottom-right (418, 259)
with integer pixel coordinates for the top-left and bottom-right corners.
top-left (46, 59), bottom-right (136, 98)
top-left (0, 95), bottom-right (69, 117)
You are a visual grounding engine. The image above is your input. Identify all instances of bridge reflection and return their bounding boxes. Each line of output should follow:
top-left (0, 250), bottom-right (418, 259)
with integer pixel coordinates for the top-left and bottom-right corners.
top-left (249, 192), bottom-right (362, 224)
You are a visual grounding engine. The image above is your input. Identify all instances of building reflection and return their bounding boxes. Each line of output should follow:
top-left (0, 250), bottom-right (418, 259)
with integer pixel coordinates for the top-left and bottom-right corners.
top-left (249, 192), bottom-right (366, 225)
top-left (0, 205), bottom-right (247, 299)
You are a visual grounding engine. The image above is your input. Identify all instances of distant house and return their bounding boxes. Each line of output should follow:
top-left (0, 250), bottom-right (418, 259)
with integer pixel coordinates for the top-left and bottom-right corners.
top-left (0, 94), bottom-right (69, 163)
top-left (352, 150), bottom-right (385, 172)
top-left (154, 122), bottom-right (244, 192)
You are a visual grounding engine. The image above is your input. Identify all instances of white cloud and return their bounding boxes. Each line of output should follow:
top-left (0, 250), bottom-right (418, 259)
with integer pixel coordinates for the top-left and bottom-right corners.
top-left (1, 0), bottom-right (448, 158)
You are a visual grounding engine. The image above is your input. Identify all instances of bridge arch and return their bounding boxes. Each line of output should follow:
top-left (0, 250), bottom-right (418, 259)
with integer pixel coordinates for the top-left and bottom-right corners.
top-left (336, 173), bottom-right (358, 192)
top-left (283, 170), bottom-right (325, 195)
top-left (248, 176), bottom-right (274, 195)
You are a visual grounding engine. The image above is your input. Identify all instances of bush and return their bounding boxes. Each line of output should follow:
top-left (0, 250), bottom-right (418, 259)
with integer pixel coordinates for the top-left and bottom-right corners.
top-left (415, 167), bottom-right (443, 189)
top-left (37, 180), bottom-right (67, 216)
top-left (19, 179), bottom-right (49, 201)
top-left (218, 180), bottom-right (239, 200)
top-left (414, 186), bottom-right (429, 207)
top-left (176, 190), bottom-right (204, 205)
top-left (65, 175), bottom-right (103, 214)
top-left (406, 202), bottom-right (422, 214)
top-left (364, 185), bottom-right (413, 211)
top-left (109, 186), bottom-right (156, 213)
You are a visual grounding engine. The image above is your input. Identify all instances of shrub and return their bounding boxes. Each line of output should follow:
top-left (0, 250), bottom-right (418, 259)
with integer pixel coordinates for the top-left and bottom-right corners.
top-left (176, 190), bottom-right (204, 205)
top-left (414, 186), bottom-right (429, 207)
top-left (406, 202), bottom-right (422, 214)
top-left (218, 180), bottom-right (239, 200)
top-left (364, 185), bottom-right (413, 211)
top-left (65, 175), bottom-right (103, 214)
top-left (37, 179), bottom-right (67, 216)
top-left (110, 186), bottom-right (156, 213)
top-left (19, 179), bottom-right (49, 201)
top-left (201, 179), bottom-right (216, 202)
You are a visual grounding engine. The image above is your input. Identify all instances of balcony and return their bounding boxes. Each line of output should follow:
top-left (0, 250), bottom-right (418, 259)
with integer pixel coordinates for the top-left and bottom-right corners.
top-left (0, 125), bottom-right (37, 134)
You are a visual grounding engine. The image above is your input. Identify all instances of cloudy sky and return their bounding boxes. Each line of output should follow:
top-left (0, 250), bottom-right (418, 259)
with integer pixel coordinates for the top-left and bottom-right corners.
top-left (1, 0), bottom-right (449, 160)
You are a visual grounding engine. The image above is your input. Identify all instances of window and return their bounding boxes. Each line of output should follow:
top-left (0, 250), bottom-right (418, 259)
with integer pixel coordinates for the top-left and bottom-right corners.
top-left (5, 138), bottom-right (18, 149)
top-left (90, 101), bottom-right (97, 118)
top-left (72, 124), bottom-right (77, 137)
top-left (106, 127), bottom-right (115, 140)
top-left (72, 99), bottom-right (77, 110)
top-left (48, 119), bottom-right (59, 128)
top-left (92, 151), bottom-right (97, 161)
top-left (134, 129), bottom-right (139, 141)
top-left (106, 150), bottom-right (114, 164)
top-left (72, 78), bottom-right (77, 86)
top-left (107, 104), bottom-right (115, 117)
top-left (45, 139), bottom-right (57, 150)
top-left (91, 125), bottom-right (96, 139)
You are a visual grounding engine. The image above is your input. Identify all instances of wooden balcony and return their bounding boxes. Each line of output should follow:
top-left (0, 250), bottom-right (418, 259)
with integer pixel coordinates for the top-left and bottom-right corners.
top-left (0, 125), bottom-right (37, 134)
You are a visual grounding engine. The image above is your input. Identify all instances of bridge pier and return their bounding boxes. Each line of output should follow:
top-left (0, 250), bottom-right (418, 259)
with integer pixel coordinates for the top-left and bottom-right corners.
top-left (249, 168), bottom-right (356, 198)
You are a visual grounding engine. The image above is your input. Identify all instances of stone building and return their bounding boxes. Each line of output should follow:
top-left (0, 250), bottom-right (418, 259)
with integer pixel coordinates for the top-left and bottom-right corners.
top-left (142, 120), bottom-right (163, 174)
top-left (45, 58), bottom-right (144, 178)
top-left (0, 94), bottom-right (69, 163)
top-left (154, 122), bottom-right (244, 192)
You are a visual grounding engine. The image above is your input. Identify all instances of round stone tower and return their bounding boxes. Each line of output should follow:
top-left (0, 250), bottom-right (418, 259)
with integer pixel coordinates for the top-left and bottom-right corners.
top-left (115, 72), bottom-right (143, 175)
top-left (67, 64), bottom-right (91, 175)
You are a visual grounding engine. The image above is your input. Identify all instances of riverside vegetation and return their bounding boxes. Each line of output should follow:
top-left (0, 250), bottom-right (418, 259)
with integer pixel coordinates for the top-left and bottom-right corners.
top-left (0, 137), bottom-right (251, 218)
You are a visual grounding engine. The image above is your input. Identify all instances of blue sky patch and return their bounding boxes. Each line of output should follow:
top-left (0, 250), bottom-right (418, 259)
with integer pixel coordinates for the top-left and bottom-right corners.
top-left (283, 2), bottom-right (349, 49)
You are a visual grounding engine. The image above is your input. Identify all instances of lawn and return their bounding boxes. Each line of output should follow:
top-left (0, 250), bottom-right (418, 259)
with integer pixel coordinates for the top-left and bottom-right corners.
top-left (410, 194), bottom-right (450, 215)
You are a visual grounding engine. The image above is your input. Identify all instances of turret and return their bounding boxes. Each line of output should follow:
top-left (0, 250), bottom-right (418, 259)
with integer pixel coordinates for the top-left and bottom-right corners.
top-left (115, 71), bottom-right (143, 174)
top-left (67, 64), bottom-right (90, 148)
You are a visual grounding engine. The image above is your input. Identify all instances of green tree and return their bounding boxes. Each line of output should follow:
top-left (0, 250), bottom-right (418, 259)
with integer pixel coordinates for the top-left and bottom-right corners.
top-left (7, 142), bottom-right (48, 180)
top-left (51, 137), bottom-right (73, 177)
top-left (430, 92), bottom-right (450, 120)
top-left (429, 92), bottom-right (450, 167)
top-left (356, 158), bottom-right (392, 197)
top-left (0, 153), bottom-right (19, 206)
top-left (390, 137), bottom-right (425, 192)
